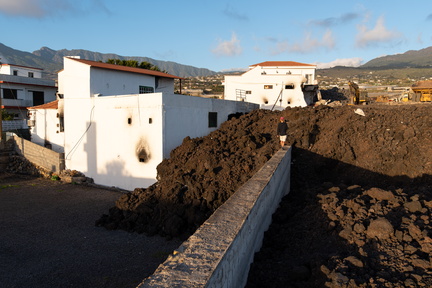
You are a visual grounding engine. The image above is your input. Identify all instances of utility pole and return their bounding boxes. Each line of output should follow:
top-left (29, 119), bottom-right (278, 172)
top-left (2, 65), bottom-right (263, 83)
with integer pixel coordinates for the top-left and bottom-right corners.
top-left (0, 58), bottom-right (2, 141)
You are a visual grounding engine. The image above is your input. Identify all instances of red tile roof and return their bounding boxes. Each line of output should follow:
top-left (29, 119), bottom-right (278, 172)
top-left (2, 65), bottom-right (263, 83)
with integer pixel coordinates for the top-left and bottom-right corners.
top-left (67, 57), bottom-right (183, 79)
top-left (1, 64), bottom-right (43, 70)
top-left (27, 100), bottom-right (58, 110)
top-left (250, 61), bottom-right (315, 67)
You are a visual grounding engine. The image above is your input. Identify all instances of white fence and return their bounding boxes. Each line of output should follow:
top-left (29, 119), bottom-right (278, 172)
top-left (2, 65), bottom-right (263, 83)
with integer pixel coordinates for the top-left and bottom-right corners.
top-left (2, 120), bottom-right (28, 131)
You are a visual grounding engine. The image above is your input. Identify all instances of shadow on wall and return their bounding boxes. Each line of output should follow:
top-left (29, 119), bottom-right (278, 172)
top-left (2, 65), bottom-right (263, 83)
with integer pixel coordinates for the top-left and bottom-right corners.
top-left (246, 147), bottom-right (432, 288)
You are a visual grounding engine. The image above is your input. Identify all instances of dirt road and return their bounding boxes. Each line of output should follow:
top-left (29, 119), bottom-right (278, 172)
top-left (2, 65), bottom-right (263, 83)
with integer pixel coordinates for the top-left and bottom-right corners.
top-left (0, 173), bottom-right (181, 288)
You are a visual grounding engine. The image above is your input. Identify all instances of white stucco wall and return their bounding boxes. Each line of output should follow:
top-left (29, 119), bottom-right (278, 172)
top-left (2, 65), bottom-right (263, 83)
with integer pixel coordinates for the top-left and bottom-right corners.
top-left (28, 108), bottom-right (64, 153)
top-left (63, 92), bottom-right (258, 191)
top-left (224, 65), bottom-right (317, 109)
top-left (0, 64), bottom-right (43, 78)
top-left (162, 94), bottom-right (257, 157)
top-left (90, 68), bottom-right (155, 96)
top-left (64, 93), bottom-right (164, 190)
top-left (58, 59), bottom-right (91, 98)
top-left (58, 57), bottom-right (175, 98)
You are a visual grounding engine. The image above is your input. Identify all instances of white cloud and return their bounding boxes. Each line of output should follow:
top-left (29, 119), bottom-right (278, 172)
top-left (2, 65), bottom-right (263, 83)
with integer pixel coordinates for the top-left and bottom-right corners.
top-left (271, 29), bottom-right (335, 55)
top-left (0, 0), bottom-right (50, 17)
top-left (0, 0), bottom-right (109, 18)
top-left (315, 58), bottom-right (363, 69)
top-left (356, 16), bottom-right (401, 48)
top-left (212, 33), bottom-right (243, 57)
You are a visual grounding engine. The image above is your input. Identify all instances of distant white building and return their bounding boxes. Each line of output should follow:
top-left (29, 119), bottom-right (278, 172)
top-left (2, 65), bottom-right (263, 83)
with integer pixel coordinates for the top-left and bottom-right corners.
top-left (223, 61), bottom-right (319, 109)
top-left (45, 57), bottom-right (258, 190)
top-left (0, 63), bottom-right (56, 120)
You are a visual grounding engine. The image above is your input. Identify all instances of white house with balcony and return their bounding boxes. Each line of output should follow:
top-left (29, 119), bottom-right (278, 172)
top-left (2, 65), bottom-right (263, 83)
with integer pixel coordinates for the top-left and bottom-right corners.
top-left (51, 57), bottom-right (258, 190)
top-left (223, 61), bottom-right (319, 109)
top-left (0, 64), bottom-right (57, 121)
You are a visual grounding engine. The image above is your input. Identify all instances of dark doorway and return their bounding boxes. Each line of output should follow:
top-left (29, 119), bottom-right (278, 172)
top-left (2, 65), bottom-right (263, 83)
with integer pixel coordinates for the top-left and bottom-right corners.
top-left (32, 91), bottom-right (44, 106)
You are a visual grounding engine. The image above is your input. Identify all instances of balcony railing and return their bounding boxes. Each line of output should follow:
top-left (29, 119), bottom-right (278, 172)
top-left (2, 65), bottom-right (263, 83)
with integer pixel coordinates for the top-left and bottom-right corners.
top-left (0, 74), bottom-right (55, 87)
top-left (1, 98), bottom-right (32, 107)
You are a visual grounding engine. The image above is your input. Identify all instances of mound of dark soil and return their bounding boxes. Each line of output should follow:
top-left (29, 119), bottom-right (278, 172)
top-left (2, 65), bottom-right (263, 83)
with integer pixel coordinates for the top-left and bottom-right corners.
top-left (246, 104), bottom-right (432, 288)
top-left (96, 109), bottom-right (281, 238)
top-left (97, 103), bottom-right (432, 286)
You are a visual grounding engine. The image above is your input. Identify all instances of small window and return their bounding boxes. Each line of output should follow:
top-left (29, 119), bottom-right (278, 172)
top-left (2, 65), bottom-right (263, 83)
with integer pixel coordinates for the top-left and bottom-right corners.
top-left (246, 91), bottom-right (252, 94)
top-left (285, 84), bottom-right (295, 89)
top-left (13, 70), bottom-right (18, 76)
top-left (28, 72), bottom-right (34, 78)
top-left (59, 116), bottom-right (64, 132)
top-left (139, 86), bottom-right (154, 94)
top-left (128, 118), bottom-right (132, 125)
top-left (264, 85), bottom-right (273, 89)
top-left (208, 112), bottom-right (217, 128)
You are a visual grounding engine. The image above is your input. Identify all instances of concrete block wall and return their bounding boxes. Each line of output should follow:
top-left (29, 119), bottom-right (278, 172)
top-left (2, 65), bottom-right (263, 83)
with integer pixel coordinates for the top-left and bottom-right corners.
top-left (139, 147), bottom-right (291, 288)
top-left (12, 136), bottom-right (65, 172)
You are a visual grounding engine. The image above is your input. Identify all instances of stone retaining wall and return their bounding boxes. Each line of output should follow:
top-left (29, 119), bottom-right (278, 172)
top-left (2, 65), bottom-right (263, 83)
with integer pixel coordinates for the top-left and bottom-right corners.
top-left (139, 147), bottom-right (291, 288)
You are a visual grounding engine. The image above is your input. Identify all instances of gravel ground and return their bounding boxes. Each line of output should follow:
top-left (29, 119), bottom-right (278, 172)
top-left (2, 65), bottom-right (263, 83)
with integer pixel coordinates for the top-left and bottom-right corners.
top-left (0, 173), bottom-right (181, 288)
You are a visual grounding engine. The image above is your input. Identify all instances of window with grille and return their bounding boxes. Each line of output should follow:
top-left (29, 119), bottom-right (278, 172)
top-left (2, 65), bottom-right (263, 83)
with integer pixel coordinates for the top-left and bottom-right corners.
top-left (139, 86), bottom-right (154, 94)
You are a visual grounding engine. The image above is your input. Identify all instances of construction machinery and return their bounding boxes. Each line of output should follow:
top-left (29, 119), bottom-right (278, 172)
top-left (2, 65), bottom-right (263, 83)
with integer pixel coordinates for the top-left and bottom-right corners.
top-left (410, 80), bottom-right (432, 102)
top-left (348, 81), bottom-right (370, 105)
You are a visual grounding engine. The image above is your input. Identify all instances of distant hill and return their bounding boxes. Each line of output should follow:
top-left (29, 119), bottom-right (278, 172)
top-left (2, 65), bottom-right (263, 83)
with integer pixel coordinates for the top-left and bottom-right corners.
top-left (0, 43), bottom-right (217, 78)
top-left (317, 46), bottom-right (432, 82)
top-left (361, 46), bottom-right (432, 69)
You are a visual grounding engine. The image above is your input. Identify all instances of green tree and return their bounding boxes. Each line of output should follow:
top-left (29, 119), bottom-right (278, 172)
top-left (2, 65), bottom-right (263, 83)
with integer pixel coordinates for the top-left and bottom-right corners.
top-left (106, 59), bottom-right (162, 72)
top-left (1, 109), bottom-right (14, 120)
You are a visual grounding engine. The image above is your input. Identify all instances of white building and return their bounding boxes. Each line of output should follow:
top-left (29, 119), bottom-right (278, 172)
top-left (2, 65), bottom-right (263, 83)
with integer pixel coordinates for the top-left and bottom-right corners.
top-left (53, 57), bottom-right (257, 190)
top-left (27, 100), bottom-right (64, 153)
top-left (0, 63), bottom-right (57, 120)
top-left (223, 61), bottom-right (319, 109)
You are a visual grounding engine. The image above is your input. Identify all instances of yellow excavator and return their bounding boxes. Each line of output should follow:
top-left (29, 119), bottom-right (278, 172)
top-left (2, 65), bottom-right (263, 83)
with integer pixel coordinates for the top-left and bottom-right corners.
top-left (348, 81), bottom-right (370, 105)
top-left (410, 81), bottom-right (432, 102)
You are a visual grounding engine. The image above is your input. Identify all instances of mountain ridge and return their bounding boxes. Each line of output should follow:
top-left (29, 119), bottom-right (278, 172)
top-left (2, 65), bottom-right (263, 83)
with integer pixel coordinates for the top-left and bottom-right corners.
top-left (2, 43), bottom-right (432, 79)
top-left (0, 43), bottom-right (217, 78)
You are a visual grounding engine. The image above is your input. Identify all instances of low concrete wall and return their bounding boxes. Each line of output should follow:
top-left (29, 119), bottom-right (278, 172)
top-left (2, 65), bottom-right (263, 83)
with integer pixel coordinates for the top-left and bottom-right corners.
top-left (139, 147), bottom-right (291, 288)
top-left (12, 136), bottom-right (65, 173)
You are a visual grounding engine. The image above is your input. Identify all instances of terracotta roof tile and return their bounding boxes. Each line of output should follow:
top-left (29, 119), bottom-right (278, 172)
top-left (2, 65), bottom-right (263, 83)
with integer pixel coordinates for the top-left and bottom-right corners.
top-left (67, 58), bottom-right (183, 79)
top-left (250, 61), bottom-right (315, 67)
top-left (28, 100), bottom-right (58, 110)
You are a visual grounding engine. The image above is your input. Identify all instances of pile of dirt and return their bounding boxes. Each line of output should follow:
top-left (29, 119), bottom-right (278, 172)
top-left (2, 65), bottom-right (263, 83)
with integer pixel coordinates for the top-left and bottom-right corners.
top-left (97, 103), bottom-right (432, 286)
top-left (96, 109), bottom-right (281, 238)
top-left (246, 104), bottom-right (432, 288)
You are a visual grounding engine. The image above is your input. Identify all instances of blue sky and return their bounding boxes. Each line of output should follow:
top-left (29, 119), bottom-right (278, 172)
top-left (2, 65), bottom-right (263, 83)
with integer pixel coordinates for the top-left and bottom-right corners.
top-left (1, 0), bottom-right (432, 72)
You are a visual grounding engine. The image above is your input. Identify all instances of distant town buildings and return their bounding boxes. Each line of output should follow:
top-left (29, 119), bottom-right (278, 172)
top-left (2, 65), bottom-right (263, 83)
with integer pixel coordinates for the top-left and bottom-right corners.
top-left (223, 61), bottom-right (319, 109)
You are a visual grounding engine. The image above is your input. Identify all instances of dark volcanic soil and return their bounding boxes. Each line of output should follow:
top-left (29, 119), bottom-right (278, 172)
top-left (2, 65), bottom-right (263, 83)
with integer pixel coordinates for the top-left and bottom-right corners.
top-left (97, 103), bottom-right (432, 287)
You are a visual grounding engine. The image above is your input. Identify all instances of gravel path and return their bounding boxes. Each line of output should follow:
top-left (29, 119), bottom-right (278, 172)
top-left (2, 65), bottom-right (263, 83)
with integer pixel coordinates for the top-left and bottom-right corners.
top-left (0, 173), bottom-right (181, 288)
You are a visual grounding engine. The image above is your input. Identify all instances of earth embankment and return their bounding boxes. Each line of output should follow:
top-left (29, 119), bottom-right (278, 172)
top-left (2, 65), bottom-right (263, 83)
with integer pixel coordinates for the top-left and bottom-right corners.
top-left (98, 103), bottom-right (432, 287)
